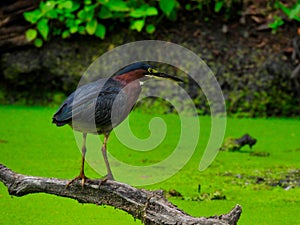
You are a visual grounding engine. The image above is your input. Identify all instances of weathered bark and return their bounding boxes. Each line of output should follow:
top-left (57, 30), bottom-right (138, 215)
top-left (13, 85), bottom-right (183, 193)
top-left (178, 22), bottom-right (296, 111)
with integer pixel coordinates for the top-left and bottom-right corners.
top-left (0, 164), bottom-right (242, 225)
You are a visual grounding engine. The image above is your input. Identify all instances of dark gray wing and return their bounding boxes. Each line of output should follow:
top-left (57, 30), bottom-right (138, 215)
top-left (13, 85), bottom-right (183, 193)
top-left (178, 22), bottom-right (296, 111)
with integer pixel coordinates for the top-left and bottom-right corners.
top-left (52, 78), bottom-right (127, 133)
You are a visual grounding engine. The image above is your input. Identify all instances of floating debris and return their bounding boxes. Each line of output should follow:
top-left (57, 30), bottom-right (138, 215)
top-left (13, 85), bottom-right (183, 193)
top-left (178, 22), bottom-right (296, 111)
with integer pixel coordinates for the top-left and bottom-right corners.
top-left (220, 134), bottom-right (257, 151)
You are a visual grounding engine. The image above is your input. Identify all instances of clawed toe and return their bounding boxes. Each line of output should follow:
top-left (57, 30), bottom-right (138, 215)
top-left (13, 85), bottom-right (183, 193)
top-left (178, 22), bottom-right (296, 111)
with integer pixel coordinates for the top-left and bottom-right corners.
top-left (66, 175), bottom-right (89, 187)
top-left (66, 173), bottom-right (115, 188)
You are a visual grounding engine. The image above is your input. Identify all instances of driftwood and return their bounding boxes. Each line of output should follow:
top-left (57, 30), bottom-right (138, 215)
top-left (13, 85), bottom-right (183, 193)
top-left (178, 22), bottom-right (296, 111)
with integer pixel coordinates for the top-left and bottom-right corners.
top-left (0, 164), bottom-right (242, 225)
top-left (220, 134), bottom-right (257, 151)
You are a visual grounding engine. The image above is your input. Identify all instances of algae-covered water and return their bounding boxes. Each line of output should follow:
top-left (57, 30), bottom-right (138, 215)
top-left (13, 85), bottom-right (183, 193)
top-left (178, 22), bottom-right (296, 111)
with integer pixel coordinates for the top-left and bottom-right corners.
top-left (0, 106), bottom-right (299, 225)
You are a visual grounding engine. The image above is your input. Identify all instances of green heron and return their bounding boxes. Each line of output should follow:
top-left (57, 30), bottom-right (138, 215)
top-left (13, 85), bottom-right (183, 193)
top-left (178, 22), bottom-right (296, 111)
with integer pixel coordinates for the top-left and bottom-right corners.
top-left (52, 62), bottom-right (183, 186)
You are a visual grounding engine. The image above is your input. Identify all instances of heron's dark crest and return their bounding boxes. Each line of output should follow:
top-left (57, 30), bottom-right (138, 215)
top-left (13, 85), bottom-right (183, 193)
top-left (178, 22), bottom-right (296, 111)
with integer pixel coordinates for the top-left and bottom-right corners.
top-left (114, 62), bottom-right (151, 76)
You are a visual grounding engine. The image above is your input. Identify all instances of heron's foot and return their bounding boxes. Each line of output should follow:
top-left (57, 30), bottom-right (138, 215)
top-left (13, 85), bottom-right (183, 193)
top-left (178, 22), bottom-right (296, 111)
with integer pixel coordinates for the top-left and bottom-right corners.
top-left (105, 173), bottom-right (115, 181)
top-left (66, 174), bottom-right (90, 188)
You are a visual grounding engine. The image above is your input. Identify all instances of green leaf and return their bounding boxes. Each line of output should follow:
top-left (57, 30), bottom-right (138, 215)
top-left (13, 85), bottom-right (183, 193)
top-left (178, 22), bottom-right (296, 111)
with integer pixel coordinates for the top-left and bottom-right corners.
top-left (84, 0), bottom-right (92, 5)
top-left (159, 0), bottom-right (175, 16)
top-left (215, 1), bottom-right (224, 13)
top-left (86, 19), bottom-right (98, 35)
top-left (130, 20), bottom-right (145, 32)
top-left (146, 24), bottom-right (155, 34)
top-left (83, 5), bottom-right (95, 21)
top-left (146, 7), bottom-right (158, 16)
top-left (78, 9), bottom-right (88, 20)
top-left (64, 12), bottom-right (75, 19)
top-left (64, 1), bottom-right (80, 12)
top-left (289, 5), bottom-right (300, 20)
top-left (25, 29), bottom-right (37, 41)
top-left (98, 6), bottom-right (113, 19)
top-left (277, 2), bottom-right (291, 16)
top-left (293, 16), bottom-right (300, 22)
top-left (95, 24), bottom-right (106, 39)
top-left (34, 38), bottom-right (43, 47)
top-left (75, 19), bottom-right (83, 25)
top-left (130, 8), bottom-right (146, 18)
top-left (45, 9), bottom-right (58, 19)
top-left (105, 0), bottom-right (130, 12)
top-left (62, 30), bottom-right (70, 39)
top-left (70, 26), bottom-right (78, 33)
top-left (58, 0), bottom-right (73, 9)
top-left (268, 16), bottom-right (284, 31)
top-left (130, 5), bottom-right (158, 18)
top-left (24, 9), bottom-right (42, 23)
top-left (41, 1), bottom-right (56, 13)
top-left (97, 0), bottom-right (108, 4)
top-left (78, 6), bottom-right (95, 21)
top-left (37, 19), bottom-right (49, 40)
top-left (55, 8), bottom-right (64, 15)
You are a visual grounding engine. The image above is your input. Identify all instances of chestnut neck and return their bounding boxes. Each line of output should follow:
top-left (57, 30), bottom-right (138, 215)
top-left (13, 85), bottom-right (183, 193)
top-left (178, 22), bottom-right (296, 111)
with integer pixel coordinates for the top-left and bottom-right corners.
top-left (113, 69), bottom-right (146, 85)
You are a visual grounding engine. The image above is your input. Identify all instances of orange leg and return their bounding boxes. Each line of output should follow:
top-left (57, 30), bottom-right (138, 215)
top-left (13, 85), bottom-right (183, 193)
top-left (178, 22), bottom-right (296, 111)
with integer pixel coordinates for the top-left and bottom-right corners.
top-left (67, 133), bottom-right (89, 187)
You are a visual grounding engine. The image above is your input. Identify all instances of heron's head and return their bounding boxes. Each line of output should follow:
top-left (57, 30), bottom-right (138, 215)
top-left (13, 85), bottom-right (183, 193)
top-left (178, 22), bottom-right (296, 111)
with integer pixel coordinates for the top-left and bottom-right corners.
top-left (114, 62), bottom-right (183, 84)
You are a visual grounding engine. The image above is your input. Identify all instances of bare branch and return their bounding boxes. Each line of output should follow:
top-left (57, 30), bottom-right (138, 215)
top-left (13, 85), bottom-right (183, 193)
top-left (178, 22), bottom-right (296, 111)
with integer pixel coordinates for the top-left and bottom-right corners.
top-left (0, 164), bottom-right (242, 225)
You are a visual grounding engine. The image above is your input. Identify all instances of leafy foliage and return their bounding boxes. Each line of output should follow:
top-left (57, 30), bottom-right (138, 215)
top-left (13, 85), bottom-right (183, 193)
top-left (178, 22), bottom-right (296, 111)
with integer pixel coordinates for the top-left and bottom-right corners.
top-left (23, 0), bottom-right (300, 45)
top-left (24, 0), bottom-right (171, 47)
top-left (23, 0), bottom-right (242, 47)
top-left (269, 0), bottom-right (300, 32)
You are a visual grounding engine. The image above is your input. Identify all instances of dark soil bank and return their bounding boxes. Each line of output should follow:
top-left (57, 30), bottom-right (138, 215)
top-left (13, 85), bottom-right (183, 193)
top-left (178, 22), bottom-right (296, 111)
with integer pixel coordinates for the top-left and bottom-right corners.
top-left (1, 7), bottom-right (299, 116)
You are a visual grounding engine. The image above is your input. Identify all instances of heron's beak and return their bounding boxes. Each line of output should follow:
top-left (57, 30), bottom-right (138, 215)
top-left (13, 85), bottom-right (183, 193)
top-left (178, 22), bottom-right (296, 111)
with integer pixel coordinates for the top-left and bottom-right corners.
top-left (146, 68), bottom-right (184, 83)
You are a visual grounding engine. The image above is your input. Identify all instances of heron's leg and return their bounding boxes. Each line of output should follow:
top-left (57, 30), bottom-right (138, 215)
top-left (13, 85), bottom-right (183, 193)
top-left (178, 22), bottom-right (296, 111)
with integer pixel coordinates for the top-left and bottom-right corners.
top-left (67, 133), bottom-right (88, 187)
top-left (101, 132), bottom-right (114, 180)
top-left (79, 133), bottom-right (87, 185)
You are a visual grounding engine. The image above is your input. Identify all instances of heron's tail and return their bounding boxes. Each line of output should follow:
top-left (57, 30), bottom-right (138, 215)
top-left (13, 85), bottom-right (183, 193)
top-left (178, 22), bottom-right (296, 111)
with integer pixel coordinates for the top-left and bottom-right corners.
top-left (52, 117), bottom-right (68, 126)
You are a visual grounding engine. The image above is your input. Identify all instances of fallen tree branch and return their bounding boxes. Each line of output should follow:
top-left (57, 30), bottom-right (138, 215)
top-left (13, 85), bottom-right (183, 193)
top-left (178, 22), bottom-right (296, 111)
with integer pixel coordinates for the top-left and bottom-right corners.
top-left (0, 164), bottom-right (242, 225)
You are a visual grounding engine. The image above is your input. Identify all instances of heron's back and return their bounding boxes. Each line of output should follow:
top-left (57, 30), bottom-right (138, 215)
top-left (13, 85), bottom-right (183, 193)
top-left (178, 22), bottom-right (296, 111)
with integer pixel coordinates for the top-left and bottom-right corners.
top-left (52, 78), bottom-right (140, 134)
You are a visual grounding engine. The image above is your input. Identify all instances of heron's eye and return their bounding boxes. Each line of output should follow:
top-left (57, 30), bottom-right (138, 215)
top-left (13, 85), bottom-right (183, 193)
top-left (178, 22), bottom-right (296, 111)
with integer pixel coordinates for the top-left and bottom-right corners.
top-left (148, 68), bottom-right (158, 74)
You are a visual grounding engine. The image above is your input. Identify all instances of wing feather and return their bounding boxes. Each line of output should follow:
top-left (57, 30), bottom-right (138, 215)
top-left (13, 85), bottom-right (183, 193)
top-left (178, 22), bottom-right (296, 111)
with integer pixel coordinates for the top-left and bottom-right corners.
top-left (52, 78), bottom-right (126, 132)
